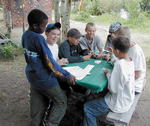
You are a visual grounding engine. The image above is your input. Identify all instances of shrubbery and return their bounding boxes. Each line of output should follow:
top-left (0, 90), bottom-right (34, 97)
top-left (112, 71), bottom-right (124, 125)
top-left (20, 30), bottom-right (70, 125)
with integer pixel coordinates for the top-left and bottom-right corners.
top-left (71, 0), bottom-right (150, 32)
top-left (0, 43), bottom-right (23, 59)
top-left (146, 57), bottom-right (150, 69)
top-left (140, 0), bottom-right (150, 12)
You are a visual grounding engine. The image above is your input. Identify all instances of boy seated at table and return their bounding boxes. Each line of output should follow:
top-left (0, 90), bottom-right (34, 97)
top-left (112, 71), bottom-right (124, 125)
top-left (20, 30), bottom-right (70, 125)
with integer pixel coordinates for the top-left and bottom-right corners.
top-left (102, 22), bottom-right (122, 62)
top-left (106, 26), bottom-right (146, 94)
top-left (119, 27), bottom-right (146, 94)
top-left (45, 22), bottom-right (68, 65)
top-left (83, 37), bottom-right (135, 126)
top-left (80, 22), bottom-right (104, 59)
top-left (59, 28), bottom-right (92, 63)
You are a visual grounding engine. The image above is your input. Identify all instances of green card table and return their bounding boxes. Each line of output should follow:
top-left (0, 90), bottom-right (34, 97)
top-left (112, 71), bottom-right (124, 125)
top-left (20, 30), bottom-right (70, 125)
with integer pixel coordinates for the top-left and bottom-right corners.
top-left (64, 59), bottom-right (113, 93)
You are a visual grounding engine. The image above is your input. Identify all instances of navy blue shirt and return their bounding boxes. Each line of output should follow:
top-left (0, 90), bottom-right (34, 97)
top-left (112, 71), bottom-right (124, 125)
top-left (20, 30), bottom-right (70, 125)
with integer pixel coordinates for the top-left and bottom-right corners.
top-left (59, 40), bottom-right (89, 63)
top-left (22, 30), bottom-right (71, 89)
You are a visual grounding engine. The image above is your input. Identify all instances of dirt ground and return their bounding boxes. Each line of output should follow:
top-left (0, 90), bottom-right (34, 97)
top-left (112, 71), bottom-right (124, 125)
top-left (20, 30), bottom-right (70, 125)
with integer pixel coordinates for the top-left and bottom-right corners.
top-left (0, 21), bottom-right (150, 126)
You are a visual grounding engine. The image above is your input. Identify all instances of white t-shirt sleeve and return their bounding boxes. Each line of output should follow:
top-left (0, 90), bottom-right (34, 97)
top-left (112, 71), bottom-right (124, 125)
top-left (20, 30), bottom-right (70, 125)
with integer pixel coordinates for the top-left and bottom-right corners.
top-left (133, 51), bottom-right (144, 71)
top-left (128, 45), bottom-right (146, 72)
top-left (47, 44), bottom-right (59, 61)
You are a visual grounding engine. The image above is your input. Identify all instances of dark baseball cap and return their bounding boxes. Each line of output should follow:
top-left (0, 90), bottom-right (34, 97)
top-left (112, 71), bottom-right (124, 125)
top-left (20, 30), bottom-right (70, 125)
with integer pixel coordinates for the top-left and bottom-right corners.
top-left (45, 22), bottom-right (61, 32)
top-left (67, 28), bottom-right (82, 39)
top-left (109, 22), bottom-right (122, 33)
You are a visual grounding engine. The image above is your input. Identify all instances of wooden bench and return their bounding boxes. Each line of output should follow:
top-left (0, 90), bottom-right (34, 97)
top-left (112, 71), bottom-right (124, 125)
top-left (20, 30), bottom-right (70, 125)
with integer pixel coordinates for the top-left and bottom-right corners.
top-left (106, 93), bottom-right (141, 126)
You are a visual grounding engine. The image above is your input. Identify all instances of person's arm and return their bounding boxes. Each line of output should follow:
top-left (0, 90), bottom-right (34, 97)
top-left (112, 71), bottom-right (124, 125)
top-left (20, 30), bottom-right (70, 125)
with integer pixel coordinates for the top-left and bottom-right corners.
top-left (104, 35), bottom-right (112, 50)
top-left (131, 49), bottom-right (145, 80)
top-left (37, 37), bottom-right (75, 79)
top-left (104, 62), bottom-right (120, 93)
top-left (59, 42), bottom-right (84, 63)
top-left (94, 36), bottom-right (103, 58)
top-left (135, 70), bottom-right (142, 80)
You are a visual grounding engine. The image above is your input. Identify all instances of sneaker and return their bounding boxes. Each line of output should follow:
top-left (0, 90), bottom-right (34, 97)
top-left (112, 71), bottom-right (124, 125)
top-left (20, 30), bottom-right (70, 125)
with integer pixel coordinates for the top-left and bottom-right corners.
top-left (84, 89), bottom-right (91, 96)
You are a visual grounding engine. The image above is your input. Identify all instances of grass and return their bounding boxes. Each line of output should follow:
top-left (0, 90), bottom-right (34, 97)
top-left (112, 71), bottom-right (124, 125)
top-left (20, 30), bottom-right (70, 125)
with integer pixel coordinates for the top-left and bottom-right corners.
top-left (71, 12), bottom-right (150, 34)
top-left (139, 40), bottom-right (150, 58)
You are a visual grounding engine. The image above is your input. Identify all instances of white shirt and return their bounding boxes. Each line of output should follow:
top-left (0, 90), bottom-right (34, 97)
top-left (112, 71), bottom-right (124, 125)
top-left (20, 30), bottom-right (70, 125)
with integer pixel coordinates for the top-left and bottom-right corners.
top-left (105, 59), bottom-right (135, 113)
top-left (128, 44), bottom-right (146, 93)
top-left (47, 43), bottom-right (59, 61)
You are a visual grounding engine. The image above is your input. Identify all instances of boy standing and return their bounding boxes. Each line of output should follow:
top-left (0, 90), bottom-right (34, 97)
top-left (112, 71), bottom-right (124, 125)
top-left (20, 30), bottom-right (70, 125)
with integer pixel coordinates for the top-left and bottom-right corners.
top-left (80, 22), bottom-right (103, 58)
top-left (59, 28), bottom-right (92, 63)
top-left (83, 37), bottom-right (135, 126)
top-left (22, 9), bottom-right (75, 126)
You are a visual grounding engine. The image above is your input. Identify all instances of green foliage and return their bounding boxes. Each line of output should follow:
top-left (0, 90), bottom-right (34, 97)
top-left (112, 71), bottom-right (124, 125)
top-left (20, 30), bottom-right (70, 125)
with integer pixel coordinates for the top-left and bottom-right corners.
top-left (89, 0), bottom-right (104, 15)
top-left (0, 43), bottom-right (23, 59)
top-left (146, 57), bottom-right (150, 69)
top-left (123, 0), bottom-right (141, 18)
top-left (72, 11), bottom-right (92, 22)
top-left (80, 0), bottom-right (124, 15)
top-left (140, 0), bottom-right (150, 12)
top-left (98, 0), bottom-right (123, 13)
top-left (71, 0), bottom-right (150, 33)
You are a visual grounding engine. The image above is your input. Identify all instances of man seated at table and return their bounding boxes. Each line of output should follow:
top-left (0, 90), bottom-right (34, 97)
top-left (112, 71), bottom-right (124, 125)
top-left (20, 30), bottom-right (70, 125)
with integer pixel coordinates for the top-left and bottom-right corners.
top-left (59, 28), bottom-right (92, 63)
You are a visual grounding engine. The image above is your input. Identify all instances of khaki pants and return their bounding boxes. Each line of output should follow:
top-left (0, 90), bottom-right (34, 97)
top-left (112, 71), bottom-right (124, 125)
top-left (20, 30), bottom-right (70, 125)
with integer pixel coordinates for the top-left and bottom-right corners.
top-left (30, 85), bottom-right (67, 126)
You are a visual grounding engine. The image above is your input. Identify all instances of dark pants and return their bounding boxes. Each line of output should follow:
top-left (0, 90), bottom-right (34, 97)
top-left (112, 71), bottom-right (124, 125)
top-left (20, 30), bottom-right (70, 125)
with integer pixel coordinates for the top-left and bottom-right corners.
top-left (30, 85), bottom-right (67, 126)
top-left (58, 77), bottom-right (88, 95)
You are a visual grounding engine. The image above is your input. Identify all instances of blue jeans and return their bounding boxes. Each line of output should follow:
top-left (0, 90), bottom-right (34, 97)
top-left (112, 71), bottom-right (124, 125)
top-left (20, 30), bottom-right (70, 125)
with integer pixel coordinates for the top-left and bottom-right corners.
top-left (83, 97), bottom-right (110, 126)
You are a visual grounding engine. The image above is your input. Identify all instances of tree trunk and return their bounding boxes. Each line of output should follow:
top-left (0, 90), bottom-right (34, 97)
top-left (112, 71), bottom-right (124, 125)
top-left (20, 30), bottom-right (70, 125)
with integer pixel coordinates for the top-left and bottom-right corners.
top-left (1, 0), bottom-right (12, 38)
top-left (60, 0), bottom-right (71, 42)
top-left (78, 0), bottom-right (83, 12)
top-left (4, 7), bottom-right (12, 38)
top-left (54, 0), bottom-right (60, 22)
top-left (66, 0), bottom-right (71, 30)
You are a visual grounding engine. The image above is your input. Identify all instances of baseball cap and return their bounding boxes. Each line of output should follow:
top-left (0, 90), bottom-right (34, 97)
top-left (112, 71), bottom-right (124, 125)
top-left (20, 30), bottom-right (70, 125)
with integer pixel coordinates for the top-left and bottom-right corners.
top-left (45, 22), bottom-right (61, 32)
top-left (109, 22), bottom-right (122, 33)
top-left (67, 28), bottom-right (82, 39)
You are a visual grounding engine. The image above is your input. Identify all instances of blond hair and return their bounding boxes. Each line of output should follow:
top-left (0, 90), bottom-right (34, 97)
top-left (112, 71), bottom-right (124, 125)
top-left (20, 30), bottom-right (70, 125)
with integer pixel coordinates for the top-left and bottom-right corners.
top-left (116, 26), bottom-right (131, 41)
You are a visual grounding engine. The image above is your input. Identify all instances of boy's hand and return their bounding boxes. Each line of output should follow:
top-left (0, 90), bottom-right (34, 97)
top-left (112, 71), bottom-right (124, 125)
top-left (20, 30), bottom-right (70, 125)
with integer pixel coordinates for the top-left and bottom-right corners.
top-left (95, 53), bottom-right (102, 59)
top-left (102, 54), bottom-right (110, 61)
top-left (67, 75), bottom-right (76, 85)
top-left (103, 68), bottom-right (110, 74)
top-left (61, 58), bottom-right (69, 64)
top-left (57, 58), bottom-right (69, 65)
top-left (83, 54), bottom-right (92, 61)
top-left (107, 47), bottom-right (113, 54)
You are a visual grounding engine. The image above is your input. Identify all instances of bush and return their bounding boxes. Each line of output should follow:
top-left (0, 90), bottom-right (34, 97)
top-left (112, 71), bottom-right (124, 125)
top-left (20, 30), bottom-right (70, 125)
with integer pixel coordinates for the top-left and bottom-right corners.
top-left (71, 0), bottom-right (150, 33)
top-left (146, 57), bottom-right (150, 69)
top-left (73, 11), bottom-right (92, 21)
top-left (83, 0), bottom-right (124, 15)
top-left (89, 0), bottom-right (104, 15)
top-left (0, 43), bottom-right (23, 59)
top-left (140, 0), bottom-right (150, 12)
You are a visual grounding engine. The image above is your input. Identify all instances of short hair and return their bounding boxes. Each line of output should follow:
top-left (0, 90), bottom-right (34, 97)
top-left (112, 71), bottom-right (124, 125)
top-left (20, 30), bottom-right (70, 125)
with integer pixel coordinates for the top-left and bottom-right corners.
top-left (67, 28), bottom-right (82, 39)
top-left (85, 22), bottom-right (96, 30)
top-left (112, 37), bottom-right (130, 53)
top-left (116, 26), bottom-right (131, 41)
top-left (27, 9), bottom-right (48, 26)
